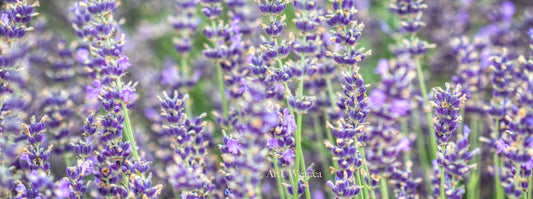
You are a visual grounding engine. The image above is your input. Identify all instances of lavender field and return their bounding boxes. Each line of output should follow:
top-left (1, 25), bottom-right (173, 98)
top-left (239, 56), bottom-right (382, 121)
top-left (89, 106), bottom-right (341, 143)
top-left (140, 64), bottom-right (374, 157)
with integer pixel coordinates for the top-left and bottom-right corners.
top-left (1, 0), bottom-right (533, 198)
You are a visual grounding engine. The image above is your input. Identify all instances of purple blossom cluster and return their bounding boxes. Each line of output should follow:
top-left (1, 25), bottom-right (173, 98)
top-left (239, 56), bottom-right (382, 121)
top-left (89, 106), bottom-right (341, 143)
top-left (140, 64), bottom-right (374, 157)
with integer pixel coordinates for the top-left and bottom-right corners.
top-left (2, 0), bottom-right (533, 198)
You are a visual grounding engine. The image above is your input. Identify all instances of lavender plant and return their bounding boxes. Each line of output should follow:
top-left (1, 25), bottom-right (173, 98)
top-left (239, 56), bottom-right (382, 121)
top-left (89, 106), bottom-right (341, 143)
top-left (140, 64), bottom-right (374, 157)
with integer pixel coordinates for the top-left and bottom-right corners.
top-left (1, 0), bottom-right (533, 198)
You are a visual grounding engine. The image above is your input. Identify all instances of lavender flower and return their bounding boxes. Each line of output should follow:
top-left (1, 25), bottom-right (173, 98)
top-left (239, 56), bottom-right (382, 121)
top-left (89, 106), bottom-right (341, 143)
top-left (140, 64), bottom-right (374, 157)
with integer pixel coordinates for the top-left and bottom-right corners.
top-left (14, 170), bottom-right (70, 199)
top-left (64, 114), bottom-right (97, 198)
top-left (325, 68), bottom-right (369, 198)
top-left (269, 108), bottom-right (296, 166)
top-left (389, 0), bottom-right (435, 56)
top-left (435, 125), bottom-right (479, 198)
top-left (69, 1), bottom-right (161, 198)
top-left (430, 83), bottom-right (466, 144)
top-left (0, 0), bottom-right (39, 39)
top-left (20, 116), bottom-right (52, 173)
top-left (219, 80), bottom-right (278, 198)
top-left (157, 91), bottom-right (213, 197)
top-left (430, 83), bottom-right (474, 199)
top-left (41, 91), bottom-right (73, 155)
top-left (166, 0), bottom-right (202, 91)
top-left (321, 0), bottom-right (371, 68)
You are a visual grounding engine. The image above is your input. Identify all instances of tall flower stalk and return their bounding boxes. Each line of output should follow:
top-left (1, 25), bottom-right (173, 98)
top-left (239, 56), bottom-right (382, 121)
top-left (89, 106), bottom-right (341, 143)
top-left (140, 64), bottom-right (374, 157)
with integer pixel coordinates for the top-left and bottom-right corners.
top-left (218, 80), bottom-right (279, 198)
top-left (387, 0), bottom-right (436, 193)
top-left (449, 36), bottom-right (486, 198)
top-left (74, 0), bottom-right (140, 162)
top-left (486, 49), bottom-right (515, 199)
top-left (430, 83), bottom-right (477, 199)
top-left (70, 1), bottom-right (162, 197)
top-left (322, 0), bottom-right (372, 198)
top-left (157, 91), bottom-right (214, 197)
top-left (367, 59), bottom-right (420, 198)
top-left (325, 69), bottom-right (369, 199)
top-left (201, 0), bottom-right (231, 119)
top-left (0, 0), bottom-right (39, 144)
top-left (168, 0), bottom-right (201, 115)
top-left (0, 1), bottom-right (39, 197)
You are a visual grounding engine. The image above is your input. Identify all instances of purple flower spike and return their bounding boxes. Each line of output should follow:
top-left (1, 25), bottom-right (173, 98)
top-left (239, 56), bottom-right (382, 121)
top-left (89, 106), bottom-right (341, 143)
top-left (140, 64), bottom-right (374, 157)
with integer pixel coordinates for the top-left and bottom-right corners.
top-left (431, 83), bottom-right (466, 144)
top-left (282, 149), bottom-right (296, 164)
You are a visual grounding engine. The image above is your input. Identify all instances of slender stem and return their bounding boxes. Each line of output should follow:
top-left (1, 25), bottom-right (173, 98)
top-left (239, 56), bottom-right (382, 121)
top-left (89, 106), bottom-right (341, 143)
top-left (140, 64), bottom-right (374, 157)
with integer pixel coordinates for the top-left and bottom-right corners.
top-left (359, 147), bottom-right (375, 199)
top-left (357, 169), bottom-right (367, 199)
top-left (179, 56), bottom-right (192, 116)
top-left (414, 57), bottom-right (437, 160)
top-left (215, 64), bottom-right (229, 119)
top-left (412, 108), bottom-right (432, 194)
top-left (401, 120), bottom-right (410, 162)
top-left (173, 190), bottom-right (180, 199)
top-left (467, 116), bottom-right (480, 199)
top-left (294, 113), bottom-right (303, 199)
top-left (380, 178), bottom-right (389, 199)
top-left (526, 175), bottom-right (533, 198)
top-left (298, 148), bottom-right (311, 199)
top-left (312, 116), bottom-right (335, 185)
top-left (494, 119), bottom-right (504, 199)
top-left (117, 78), bottom-right (140, 162)
top-left (324, 77), bottom-right (339, 169)
top-left (323, 112), bottom-right (338, 169)
top-left (459, 109), bottom-right (465, 135)
top-left (325, 77), bottom-right (336, 108)
top-left (440, 147), bottom-right (446, 199)
top-left (274, 158), bottom-right (287, 199)
top-left (256, 186), bottom-right (263, 199)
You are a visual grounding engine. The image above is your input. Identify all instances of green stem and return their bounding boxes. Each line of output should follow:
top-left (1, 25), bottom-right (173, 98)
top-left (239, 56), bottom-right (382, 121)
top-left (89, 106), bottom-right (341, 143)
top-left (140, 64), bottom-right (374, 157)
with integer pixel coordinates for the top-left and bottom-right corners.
top-left (324, 77), bottom-right (339, 169)
top-left (494, 119), bottom-right (504, 199)
top-left (459, 109), bottom-right (465, 135)
top-left (526, 175), bottom-right (533, 198)
top-left (325, 77), bottom-right (336, 108)
top-left (440, 149), bottom-right (446, 199)
top-left (215, 64), bottom-right (229, 119)
top-left (359, 147), bottom-right (375, 199)
top-left (357, 169), bottom-right (367, 199)
top-left (312, 116), bottom-right (335, 186)
top-left (415, 57), bottom-right (437, 160)
top-left (274, 158), bottom-right (286, 199)
top-left (173, 190), bottom-right (180, 199)
top-left (412, 109), bottom-right (432, 194)
top-left (323, 112), bottom-right (338, 169)
top-left (298, 147), bottom-right (311, 199)
top-left (179, 57), bottom-right (193, 116)
top-left (380, 178), bottom-right (389, 199)
top-left (467, 116), bottom-right (480, 199)
top-left (256, 186), bottom-right (263, 199)
top-left (117, 78), bottom-right (140, 162)
top-left (294, 113), bottom-right (303, 199)
top-left (121, 100), bottom-right (139, 161)
top-left (401, 120), bottom-right (410, 162)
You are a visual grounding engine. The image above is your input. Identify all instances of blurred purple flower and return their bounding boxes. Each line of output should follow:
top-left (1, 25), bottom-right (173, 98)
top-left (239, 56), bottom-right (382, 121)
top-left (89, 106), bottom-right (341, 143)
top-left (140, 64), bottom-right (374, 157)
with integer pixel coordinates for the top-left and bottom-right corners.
top-left (117, 56), bottom-right (132, 70)
top-left (375, 59), bottom-right (389, 75)
top-left (119, 87), bottom-right (135, 103)
top-left (283, 108), bottom-right (296, 133)
top-left (55, 179), bottom-right (71, 198)
top-left (283, 149), bottom-right (295, 164)
top-left (501, 1), bottom-right (515, 19)
top-left (85, 80), bottom-right (102, 100)
top-left (390, 99), bottom-right (410, 117)
top-left (227, 138), bottom-right (240, 155)
top-left (369, 89), bottom-right (386, 108)
top-left (495, 138), bottom-right (509, 154)
top-left (269, 138), bottom-right (279, 149)
top-left (76, 48), bottom-right (90, 63)
top-left (397, 138), bottom-right (411, 152)
top-left (161, 66), bottom-right (179, 85)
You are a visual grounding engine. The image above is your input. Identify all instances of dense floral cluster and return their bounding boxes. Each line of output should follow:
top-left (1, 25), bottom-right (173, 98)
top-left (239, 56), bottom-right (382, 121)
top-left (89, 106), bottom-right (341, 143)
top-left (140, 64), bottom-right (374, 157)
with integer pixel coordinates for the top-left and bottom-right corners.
top-left (2, 0), bottom-right (533, 198)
